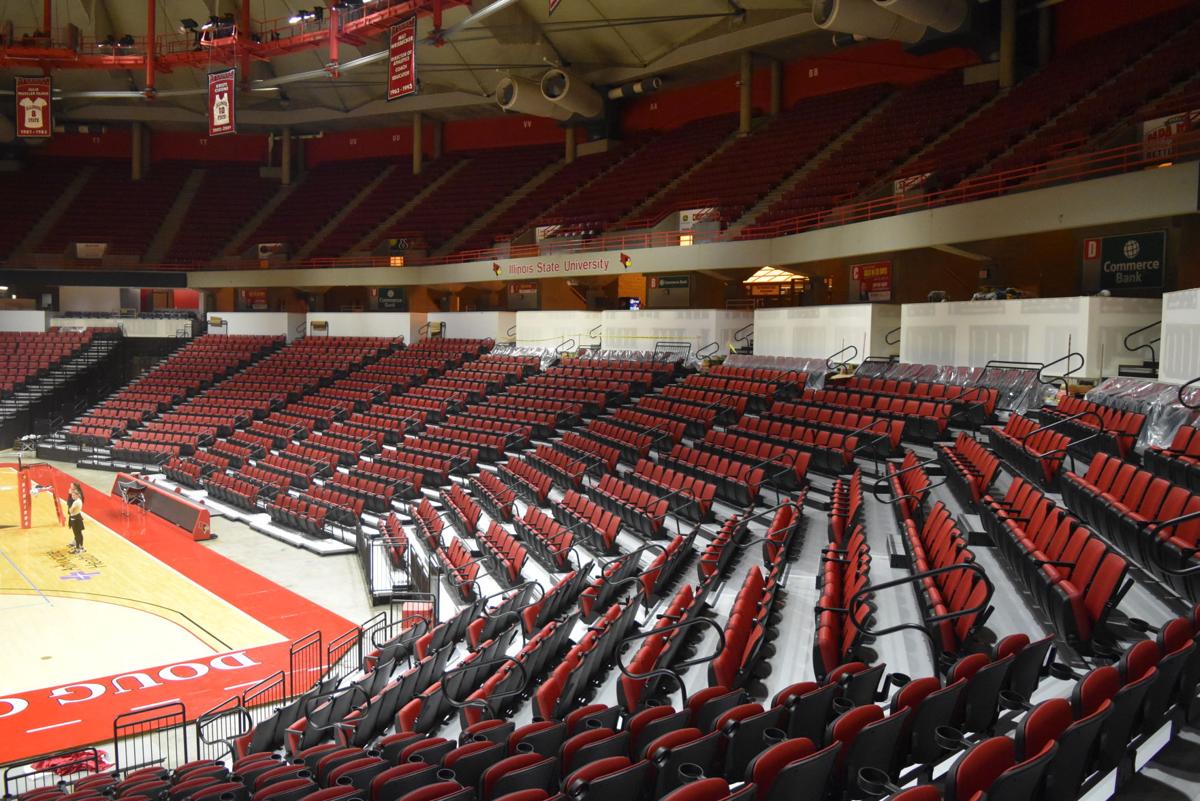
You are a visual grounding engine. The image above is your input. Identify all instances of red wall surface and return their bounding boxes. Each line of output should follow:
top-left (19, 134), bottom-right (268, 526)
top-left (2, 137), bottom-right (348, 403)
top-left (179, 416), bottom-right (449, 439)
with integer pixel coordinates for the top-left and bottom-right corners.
top-left (37, 130), bottom-right (132, 159)
top-left (1055, 0), bottom-right (1191, 51)
top-left (150, 131), bottom-right (269, 163)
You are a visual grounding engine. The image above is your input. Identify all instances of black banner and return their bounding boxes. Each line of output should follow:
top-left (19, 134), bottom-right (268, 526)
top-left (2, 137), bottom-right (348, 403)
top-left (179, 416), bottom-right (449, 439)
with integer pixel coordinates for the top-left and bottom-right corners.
top-left (1086, 231), bottom-right (1166, 290)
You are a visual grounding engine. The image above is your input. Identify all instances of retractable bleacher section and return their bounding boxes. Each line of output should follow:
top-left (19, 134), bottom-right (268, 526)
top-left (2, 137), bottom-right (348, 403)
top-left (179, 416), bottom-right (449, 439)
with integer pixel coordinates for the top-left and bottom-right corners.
top-left (32, 336), bottom-right (1200, 801)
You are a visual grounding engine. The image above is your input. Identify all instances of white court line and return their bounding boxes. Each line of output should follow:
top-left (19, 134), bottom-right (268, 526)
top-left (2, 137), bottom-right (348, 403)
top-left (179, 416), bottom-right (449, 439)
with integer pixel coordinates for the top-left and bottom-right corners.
top-left (26, 719), bottom-right (81, 733)
top-left (130, 699), bottom-right (180, 711)
top-left (224, 679), bottom-right (268, 691)
top-left (0, 541), bottom-right (51, 607)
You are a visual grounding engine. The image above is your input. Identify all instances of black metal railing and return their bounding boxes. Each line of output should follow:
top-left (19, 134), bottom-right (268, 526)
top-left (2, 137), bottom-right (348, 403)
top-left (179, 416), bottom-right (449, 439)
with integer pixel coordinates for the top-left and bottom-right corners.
top-left (826, 344), bottom-right (859, 372)
top-left (696, 341), bottom-right (720, 359)
top-left (870, 456), bottom-right (945, 504)
top-left (618, 616), bottom-right (726, 707)
top-left (556, 337), bottom-right (576, 354)
top-left (113, 701), bottom-right (189, 776)
top-left (1123, 320), bottom-right (1161, 364)
top-left (1179, 376), bottom-right (1200, 411)
top-left (734, 322), bottom-right (754, 344)
top-left (1037, 351), bottom-right (1085, 393)
top-left (1019, 411), bottom-right (1106, 470)
top-left (885, 327), bottom-right (901, 347)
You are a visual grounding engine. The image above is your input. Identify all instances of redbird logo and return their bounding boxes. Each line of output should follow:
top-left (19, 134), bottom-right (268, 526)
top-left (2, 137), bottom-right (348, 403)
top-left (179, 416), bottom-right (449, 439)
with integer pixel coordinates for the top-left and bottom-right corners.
top-left (620, 253), bottom-right (632, 269)
top-left (492, 262), bottom-right (502, 276)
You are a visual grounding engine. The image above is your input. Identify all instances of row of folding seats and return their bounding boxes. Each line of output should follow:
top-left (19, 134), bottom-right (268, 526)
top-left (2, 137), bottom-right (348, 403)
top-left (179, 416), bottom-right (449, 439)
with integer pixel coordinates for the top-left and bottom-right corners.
top-left (111, 441), bottom-right (179, 464)
top-left (303, 486), bottom-right (365, 528)
top-left (380, 513), bottom-right (408, 567)
top-left (610, 408), bottom-right (686, 451)
top-left (619, 583), bottom-right (707, 712)
top-left (470, 469), bottom-right (516, 523)
top-left (477, 522), bottom-right (527, 586)
top-left (980, 476), bottom-right (1131, 653)
top-left (699, 430), bottom-right (810, 490)
top-left (436, 537), bottom-right (480, 603)
top-left (515, 507), bottom-right (575, 572)
top-left (839, 377), bottom-right (1000, 424)
top-left (627, 458), bottom-right (716, 523)
top-left (900, 502), bottom-right (993, 659)
top-left (443, 484), bottom-right (482, 538)
top-left (636, 396), bottom-right (717, 438)
top-left (120, 430), bottom-right (204, 455)
top-left (936, 431), bottom-right (1001, 505)
top-left (663, 445), bottom-right (763, 507)
top-left (533, 600), bottom-right (641, 722)
top-left (445, 415), bottom-right (531, 450)
top-left (558, 431), bottom-right (620, 474)
top-left (527, 374), bottom-right (630, 404)
top-left (506, 385), bottom-right (604, 417)
top-left (268, 495), bottom-right (329, 538)
top-left (499, 458), bottom-right (554, 506)
top-left (589, 473), bottom-right (669, 539)
top-left (886, 452), bottom-right (935, 526)
top-left (305, 433), bottom-right (364, 466)
top-left (211, 440), bottom-right (256, 467)
top-left (465, 403), bottom-right (561, 438)
top-left (659, 385), bottom-right (747, 424)
top-left (67, 424), bottom-right (121, 446)
top-left (729, 416), bottom-right (857, 474)
top-left (331, 470), bottom-right (396, 513)
top-left (411, 498), bottom-right (445, 553)
top-left (376, 449), bottom-right (452, 487)
top-left (640, 531), bottom-right (698, 604)
top-left (420, 424), bottom-right (507, 462)
top-left (985, 414), bottom-right (1071, 489)
top-left (259, 453), bottom-right (319, 489)
top-left (581, 419), bottom-right (652, 464)
top-left (799, 389), bottom-right (949, 442)
top-left (528, 444), bottom-right (587, 491)
top-left (345, 412), bottom-right (408, 445)
top-left (163, 457), bottom-right (204, 489)
top-left (711, 561), bottom-right (784, 690)
top-left (830, 469), bottom-right (863, 547)
top-left (1062, 452), bottom-right (1200, 602)
top-left (1144, 423), bottom-right (1200, 491)
top-left (191, 450), bottom-right (231, 475)
top-left (554, 490), bottom-right (623, 555)
top-left (681, 374), bottom-right (777, 412)
top-left (1036, 395), bottom-right (1145, 460)
top-left (815, 524), bottom-right (871, 679)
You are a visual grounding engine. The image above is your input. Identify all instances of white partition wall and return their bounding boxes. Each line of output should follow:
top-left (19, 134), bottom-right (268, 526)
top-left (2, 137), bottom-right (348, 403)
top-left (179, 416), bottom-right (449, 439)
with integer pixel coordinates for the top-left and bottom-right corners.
top-left (754, 304), bottom-right (901, 361)
top-left (59, 287), bottom-right (122, 313)
top-left (901, 296), bottom-right (1161, 379)
top-left (428, 312), bottom-right (516, 343)
top-left (0, 311), bottom-right (49, 332)
top-left (516, 311), bottom-right (603, 350)
top-left (601, 310), bottom-right (752, 355)
top-left (208, 312), bottom-right (307, 341)
top-left (1160, 289), bottom-right (1200, 385)
top-left (306, 312), bottom-right (426, 342)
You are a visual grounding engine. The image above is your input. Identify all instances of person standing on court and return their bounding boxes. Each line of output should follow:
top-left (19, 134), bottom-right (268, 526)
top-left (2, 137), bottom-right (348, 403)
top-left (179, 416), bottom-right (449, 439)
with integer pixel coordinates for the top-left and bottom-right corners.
top-left (67, 483), bottom-right (85, 553)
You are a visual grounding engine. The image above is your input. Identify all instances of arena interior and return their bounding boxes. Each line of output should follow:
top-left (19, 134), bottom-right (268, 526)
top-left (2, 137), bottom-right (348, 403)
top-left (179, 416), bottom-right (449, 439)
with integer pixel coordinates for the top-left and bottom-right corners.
top-left (2, 2), bottom-right (1200, 801)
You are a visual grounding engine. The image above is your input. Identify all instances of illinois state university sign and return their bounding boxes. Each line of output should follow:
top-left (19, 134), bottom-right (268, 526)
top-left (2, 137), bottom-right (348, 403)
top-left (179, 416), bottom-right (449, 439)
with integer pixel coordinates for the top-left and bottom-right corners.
top-left (490, 252), bottom-right (633, 279)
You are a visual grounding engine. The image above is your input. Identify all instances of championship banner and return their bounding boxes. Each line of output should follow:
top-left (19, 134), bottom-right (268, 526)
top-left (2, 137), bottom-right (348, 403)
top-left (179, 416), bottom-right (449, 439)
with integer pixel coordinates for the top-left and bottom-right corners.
top-left (207, 68), bottom-right (236, 137)
top-left (15, 77), bottom-right (52, 139)
top-left (387, 18), bottom-right (417, 100)
top-left (1141, 109), bottom-right (1199, 160)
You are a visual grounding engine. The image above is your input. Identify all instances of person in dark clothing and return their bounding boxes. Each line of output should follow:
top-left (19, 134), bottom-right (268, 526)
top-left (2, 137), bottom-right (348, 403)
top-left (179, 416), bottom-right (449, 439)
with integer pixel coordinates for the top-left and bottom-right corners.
top-left (67, 483), bottom-right (85, 553)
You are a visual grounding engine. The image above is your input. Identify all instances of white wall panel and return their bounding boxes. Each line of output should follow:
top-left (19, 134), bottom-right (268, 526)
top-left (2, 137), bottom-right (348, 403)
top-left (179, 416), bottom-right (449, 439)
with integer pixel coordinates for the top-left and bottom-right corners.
top-left (0, 311), bottom-right (49, 332)
top-left (306, 312), bottom-right (425, 342)
top-left (1160, 289), bottom-right (1200, 385)
top-left (515, 311), bottom-right (603, 350)
top-left (754, 304), bottom-right (899, 361)
top-left (428, 312), bottom-right (516, 342)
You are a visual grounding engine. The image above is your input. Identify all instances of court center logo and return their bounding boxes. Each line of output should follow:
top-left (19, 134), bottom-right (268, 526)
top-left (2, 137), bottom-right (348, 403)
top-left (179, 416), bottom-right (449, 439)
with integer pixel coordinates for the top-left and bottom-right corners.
top-left (47, 547), bottom-right (103, 571)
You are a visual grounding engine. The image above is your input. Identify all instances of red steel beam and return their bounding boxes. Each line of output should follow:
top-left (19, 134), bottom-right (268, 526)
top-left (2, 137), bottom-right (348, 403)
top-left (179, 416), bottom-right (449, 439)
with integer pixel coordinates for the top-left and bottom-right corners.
top-left (144, 0), bottom-right (156, 95)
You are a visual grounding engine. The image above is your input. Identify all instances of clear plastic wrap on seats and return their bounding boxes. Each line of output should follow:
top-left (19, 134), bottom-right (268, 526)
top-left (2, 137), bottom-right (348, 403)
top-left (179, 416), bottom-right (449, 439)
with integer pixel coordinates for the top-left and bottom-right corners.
top-left (1085, 378), bottom-right (1200, 452)
top-left (723, 355), bottom-right (828, 389)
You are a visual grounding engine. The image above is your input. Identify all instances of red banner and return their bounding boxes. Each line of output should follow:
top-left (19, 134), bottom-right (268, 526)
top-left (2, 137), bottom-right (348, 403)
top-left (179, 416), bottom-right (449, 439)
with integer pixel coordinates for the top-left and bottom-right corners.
top-left (207, 68), bottom-right (236, 137)
top-left (15, 77), bottom-right (52, 139)
top-left (852, 260), bottom-right (893, 302)
top-left (387, 18), bottom-right (417, 101)
top-left (550, 0), bottom-right (563, 14)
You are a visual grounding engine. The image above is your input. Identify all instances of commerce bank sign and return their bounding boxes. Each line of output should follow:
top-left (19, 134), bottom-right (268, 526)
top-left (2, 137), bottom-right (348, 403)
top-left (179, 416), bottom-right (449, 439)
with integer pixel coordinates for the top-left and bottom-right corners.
top-left (1084, 231), bottom-right (1166, 290)
top-left (491, 252), bottom-right (633, 278)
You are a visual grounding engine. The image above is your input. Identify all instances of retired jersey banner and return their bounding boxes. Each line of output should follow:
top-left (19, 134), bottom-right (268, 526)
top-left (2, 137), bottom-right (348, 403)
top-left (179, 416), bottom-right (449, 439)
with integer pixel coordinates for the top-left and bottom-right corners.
top-left (387, 18), bottom-right (417, 100)
top-left (207, 68), bottom-right (236, 137)
top-left (15, 77), bottom-right (52, 139)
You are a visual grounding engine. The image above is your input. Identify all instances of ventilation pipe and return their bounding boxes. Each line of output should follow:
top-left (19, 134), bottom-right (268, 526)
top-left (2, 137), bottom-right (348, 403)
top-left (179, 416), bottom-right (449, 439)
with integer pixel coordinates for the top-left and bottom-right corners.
top-left (812, 0), bottom-right (926, 44)
top-left (496, 75), bottom-right (573, 121)
top-left (607, 77), bottom-right (663, 101)
top-left (873, 0), bottom-right (966, 33)
top-left (540, 68), bottom-right (604, 119)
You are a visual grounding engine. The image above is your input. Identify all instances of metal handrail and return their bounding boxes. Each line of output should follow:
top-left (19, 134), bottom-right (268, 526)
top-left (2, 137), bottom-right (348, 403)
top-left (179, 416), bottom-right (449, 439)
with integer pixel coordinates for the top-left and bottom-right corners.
top-left (442, 655), bottom-right (529, 711)
top-left (195, 701), bottom-right (252, 761)
top-left (696, 341), bottom-right (720, 359)
top-left (589, 324), bottom-right (603, 344)
top-left (1019, 410), bottom-right (1106, 463)
top-left (506, 324), bottom-right (517, 338)
top-left (870, 456), bottom-right (946, 505)
top-left (885, 327), bottom-right (901, 347)
top-left (844, 562), bottom-right (993, 646)
top-left (1122, 320), bottom-right (1161, 364)
top-left (556, 338), bottom-right (576, 354)
top-left (734, 323), bottom-right (754, 343)
top-left (299, 684), bottom-right (370, 735)
top-left (617, 616), bottom-right (726, 708)
top-left (826, 344), bottom-right (859, 373)
top-left (1037, 352), bottom-right (1085, 392)
top-left (1179, 376), bottom-right (1200, 411)
top-left (1143, 509), bottom-right (1200, 572)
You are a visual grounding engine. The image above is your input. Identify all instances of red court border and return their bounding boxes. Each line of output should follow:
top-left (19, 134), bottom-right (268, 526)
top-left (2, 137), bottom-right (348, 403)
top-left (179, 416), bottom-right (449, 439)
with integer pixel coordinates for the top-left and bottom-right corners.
top-left (0, 463), bottom-right (354, 764)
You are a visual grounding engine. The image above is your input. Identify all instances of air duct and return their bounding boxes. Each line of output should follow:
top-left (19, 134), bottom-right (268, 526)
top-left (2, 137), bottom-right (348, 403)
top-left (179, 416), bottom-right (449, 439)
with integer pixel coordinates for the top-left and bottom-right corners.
top-left (873, 0), bottom-right (966, 33)
top-left (540, 68), bottom-right (604, 119)
top-left (607, 77), bottom-right (663, 101)
top-left (812, 0), bottom-right (926, 44)
top-left (496, 75), bottom-right (573, 121)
